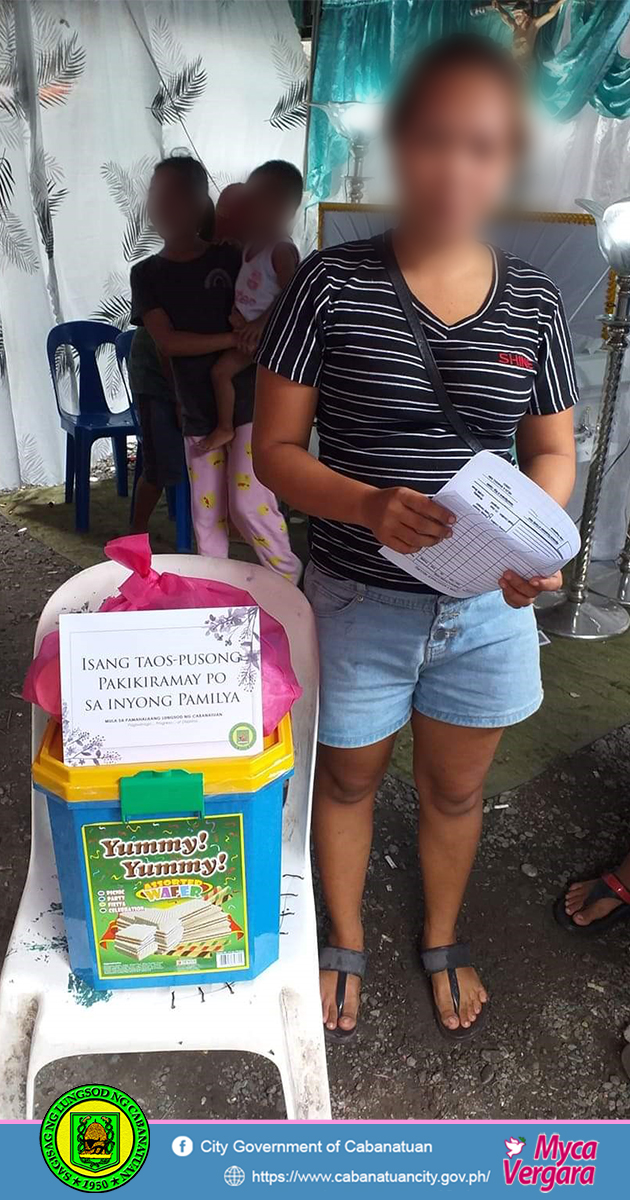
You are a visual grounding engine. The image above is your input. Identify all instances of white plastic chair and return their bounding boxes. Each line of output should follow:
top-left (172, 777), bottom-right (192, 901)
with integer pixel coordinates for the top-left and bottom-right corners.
top-left (0, 556), bottom-right (330, 1120)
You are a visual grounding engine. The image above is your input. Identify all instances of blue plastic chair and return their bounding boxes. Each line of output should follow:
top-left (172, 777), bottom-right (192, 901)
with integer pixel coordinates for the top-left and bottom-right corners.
top-left (115, 330), bottom-right (193, 553)
top-left (114, 329), bottom-right (135, 382)
top-left (47, 321), bottom-right (136, 533)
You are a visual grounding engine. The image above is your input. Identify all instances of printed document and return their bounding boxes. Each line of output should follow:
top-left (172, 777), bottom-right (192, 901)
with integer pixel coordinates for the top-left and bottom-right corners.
top-left (380, 451), bottom-right (580, 598)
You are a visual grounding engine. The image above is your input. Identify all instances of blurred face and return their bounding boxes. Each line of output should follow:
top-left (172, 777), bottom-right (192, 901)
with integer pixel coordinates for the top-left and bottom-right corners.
top-left (243, 175), bottom-right (295, 241)
top-left (147, 167), bottom-right (207, 241)
top-left (392, 66), bottom-right (521, 245)
top-left (215, 182), bottom-right (249, 241)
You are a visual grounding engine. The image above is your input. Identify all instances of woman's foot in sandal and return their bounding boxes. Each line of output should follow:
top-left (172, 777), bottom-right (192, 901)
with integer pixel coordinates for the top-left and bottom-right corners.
top-left (421, 938), bottom-right (488, 1039)
top-left (319, 935), bottom-right (367, 1042)
top-left (554, 857), bottom-right (630, 934)
top-left (564, 878), bottom-right (623, 926)
top-left (431, 965), bottom-right (488, 1032)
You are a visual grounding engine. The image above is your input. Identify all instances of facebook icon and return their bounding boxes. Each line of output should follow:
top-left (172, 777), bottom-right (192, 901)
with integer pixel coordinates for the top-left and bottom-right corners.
top-left (171, 1136), bottom-right (194, 1157)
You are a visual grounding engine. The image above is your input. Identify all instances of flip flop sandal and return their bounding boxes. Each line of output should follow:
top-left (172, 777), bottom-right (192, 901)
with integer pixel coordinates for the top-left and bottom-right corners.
top-left (553, 871), bottom-right (630, 937)
top-left (319, 946), bottom-right (367, 1044)
top-left (421, 942), bottom-right (487, 1042)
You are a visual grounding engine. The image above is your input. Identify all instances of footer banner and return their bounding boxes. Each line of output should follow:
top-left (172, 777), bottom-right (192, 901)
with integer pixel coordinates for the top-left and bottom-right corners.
top-left (1, 1107), bottom-right (626, 1197)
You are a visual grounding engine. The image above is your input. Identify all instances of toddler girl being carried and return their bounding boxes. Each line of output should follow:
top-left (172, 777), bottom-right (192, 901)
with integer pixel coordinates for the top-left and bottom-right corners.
top-left (203, 161), bottom-right (303, 451)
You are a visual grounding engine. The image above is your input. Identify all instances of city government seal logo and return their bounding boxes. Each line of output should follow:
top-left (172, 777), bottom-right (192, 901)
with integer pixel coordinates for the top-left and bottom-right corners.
top-left (40, 1085), bottom-right (150, 1191)
top-left (229, 722), bottom-right (257, 751)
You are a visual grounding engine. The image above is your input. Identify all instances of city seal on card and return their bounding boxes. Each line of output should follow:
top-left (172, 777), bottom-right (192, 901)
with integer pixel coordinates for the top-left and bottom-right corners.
top-left (59, 606), bottom-right (263, 765)
top-left (40, 1084), bottom-right (149, 1191)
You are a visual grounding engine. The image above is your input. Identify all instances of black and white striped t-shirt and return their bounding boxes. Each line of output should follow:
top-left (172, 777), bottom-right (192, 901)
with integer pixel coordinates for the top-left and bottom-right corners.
top-left (256, 236), bottom-right (578, 591)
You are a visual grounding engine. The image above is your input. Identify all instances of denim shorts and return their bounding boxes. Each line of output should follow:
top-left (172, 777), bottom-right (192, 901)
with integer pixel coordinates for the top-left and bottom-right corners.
top-left (304, 562), bottom-right (543, 748)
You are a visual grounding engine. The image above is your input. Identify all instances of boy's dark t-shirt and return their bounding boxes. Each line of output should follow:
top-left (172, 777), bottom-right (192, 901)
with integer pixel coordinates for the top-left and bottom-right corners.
top-left (130, 243), bottom-right (255, 435)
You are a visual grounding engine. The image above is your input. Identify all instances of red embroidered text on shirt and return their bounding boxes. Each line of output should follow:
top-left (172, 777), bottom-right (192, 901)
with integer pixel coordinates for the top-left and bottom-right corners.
top-left (498, 352), bottom-right (534, 369)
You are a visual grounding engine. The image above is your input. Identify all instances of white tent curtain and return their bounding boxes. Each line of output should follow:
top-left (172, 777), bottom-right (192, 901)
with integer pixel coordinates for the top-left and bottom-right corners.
top-left (0, 0), bottom-right (308, 489)
top-left (523, 105), bottom-right (630, 214)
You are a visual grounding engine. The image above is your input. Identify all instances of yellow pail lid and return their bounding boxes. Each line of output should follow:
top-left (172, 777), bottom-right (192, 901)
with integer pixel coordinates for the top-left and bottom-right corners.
top-left (33, 715), bottom-right (294, 803)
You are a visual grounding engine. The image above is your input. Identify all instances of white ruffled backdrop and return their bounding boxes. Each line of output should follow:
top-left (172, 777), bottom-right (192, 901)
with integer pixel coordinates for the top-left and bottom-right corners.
top-left (0, 0), bottom-right (308, 488)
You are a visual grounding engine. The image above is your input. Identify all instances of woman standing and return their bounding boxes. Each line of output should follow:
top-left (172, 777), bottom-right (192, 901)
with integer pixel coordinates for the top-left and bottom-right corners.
top-left (254, 35), bottom-right (577, 1041)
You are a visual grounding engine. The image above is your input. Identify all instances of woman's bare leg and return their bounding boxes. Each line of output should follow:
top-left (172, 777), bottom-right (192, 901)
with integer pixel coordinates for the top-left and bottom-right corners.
top-left (412, 712), bottom-right (502, 1031)
top-left (314, 735), bottom-right (396, 1033)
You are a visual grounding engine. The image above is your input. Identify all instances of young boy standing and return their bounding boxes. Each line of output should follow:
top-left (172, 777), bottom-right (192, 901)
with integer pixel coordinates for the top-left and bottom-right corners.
top-left (127, 326), bottom-right (184, 534)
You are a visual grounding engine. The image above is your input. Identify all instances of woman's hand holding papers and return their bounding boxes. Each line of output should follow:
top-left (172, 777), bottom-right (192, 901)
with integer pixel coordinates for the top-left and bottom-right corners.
top-left (361, 487), bottom-right (456, 554)
top-left (498, 569), bottom-right (563, 609)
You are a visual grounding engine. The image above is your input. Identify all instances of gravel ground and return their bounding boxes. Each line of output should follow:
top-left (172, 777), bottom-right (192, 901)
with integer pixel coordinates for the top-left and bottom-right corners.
top-left (1, 515), bottom-right (629, 1120)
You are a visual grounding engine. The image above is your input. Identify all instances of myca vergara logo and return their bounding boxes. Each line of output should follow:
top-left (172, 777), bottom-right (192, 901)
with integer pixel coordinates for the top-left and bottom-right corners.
top-left (503, 1133), bottom-right (597, 1193)
top-left (40, 1085), bottom-right (150, 1191)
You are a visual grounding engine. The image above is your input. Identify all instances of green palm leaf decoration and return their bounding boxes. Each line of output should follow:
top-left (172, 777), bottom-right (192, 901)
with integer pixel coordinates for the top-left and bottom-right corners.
top-left (121, 202), bottom-right (162, 264)
top-left (0, 88), bottom-right (19, 119)
top-left (100, 160), bottom-right (141, 216)
top-left (0, 1), bottom-right (16, 102)
top-left (93, 295), bottom-right (131, 331)
top-left (0, 1), bottom-right (85, 118)
top-left (0, 149), bottom-right (39, 273)
top-left (92, 272), bottom-right (131, 400)
top-left (32, 0), bottom-right (71, 50)
top-left (47, 168), bottom-right (68, 215)
top-left (271, 35), bottom-right (309, 88)
top-left (37, 34), bottom-right (86, 107)
top-left (269, 33), bottom-right (309, 130)
top-left (126, 211), bottom-right (162, 264)
top-left (150, 57), bottom-right (207, 125)
top-left (0, 110), bottom-right (21, 148)
top-left (53, 341), bottom-right (78, 382)
top-left (19, 430), bottom-right (50, 485)
top-left (33, 153), bottom-right (67, 258)
top-left (101, 158), bottom-right (161, 264)
top-left (0, 211), bottom-right (39, 273)
top-left (0, 150), bottom-right (14, 212)
top-left (151, 13), bottom-right (184, 76)
top-left (269, 79), bottom-right (308, 130)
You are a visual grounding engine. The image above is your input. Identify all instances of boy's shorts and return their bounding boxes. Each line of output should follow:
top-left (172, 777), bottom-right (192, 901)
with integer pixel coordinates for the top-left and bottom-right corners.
top-left (304, 561), bottom-right (542, 748)
top-left (136, 394), bottom-right (185, 488)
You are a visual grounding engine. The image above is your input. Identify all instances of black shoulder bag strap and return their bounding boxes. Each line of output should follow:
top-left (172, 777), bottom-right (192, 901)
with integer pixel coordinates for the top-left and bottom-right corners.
top-left (379, 233), bottom-right (484, 456)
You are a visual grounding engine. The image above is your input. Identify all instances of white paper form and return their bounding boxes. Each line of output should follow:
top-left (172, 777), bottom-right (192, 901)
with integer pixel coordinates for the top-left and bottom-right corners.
top-left (380, 450), bottom-right (580, 598)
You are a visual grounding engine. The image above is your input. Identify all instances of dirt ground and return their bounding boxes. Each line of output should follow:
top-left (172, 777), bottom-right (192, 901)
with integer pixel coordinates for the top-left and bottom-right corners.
top-left (1, 514), bottom-right (630, 1121)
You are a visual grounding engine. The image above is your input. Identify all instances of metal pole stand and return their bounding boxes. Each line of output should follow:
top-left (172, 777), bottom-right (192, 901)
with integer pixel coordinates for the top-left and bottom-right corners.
top-left (589, 467), bottom-right (630, 606)
top-left (589, 532), bottom-right (630, 608)
top-left (344, 140), bottom-right (369, 203)
top-left (538, 274), bottom-right (630, 641)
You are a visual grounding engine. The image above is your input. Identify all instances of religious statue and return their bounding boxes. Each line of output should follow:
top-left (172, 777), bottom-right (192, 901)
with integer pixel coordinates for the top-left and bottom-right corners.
top-left (488, 0), bottom-right (568, 63)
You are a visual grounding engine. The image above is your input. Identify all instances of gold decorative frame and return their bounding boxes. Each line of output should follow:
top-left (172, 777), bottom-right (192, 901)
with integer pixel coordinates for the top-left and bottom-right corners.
top-left (317, 202), bottom-right (616, 323)
top-left (317, 202), bottom-right (393, 250)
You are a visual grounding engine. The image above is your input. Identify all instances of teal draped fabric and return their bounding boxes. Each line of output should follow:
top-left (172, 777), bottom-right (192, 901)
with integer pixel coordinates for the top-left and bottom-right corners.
top-left (307, 0), bottom-right (509, 200)
top-left (307, 0), bottom-right (630, 203)
top-left (539, 0), bottom-right (630, 121)
top-left (307, 0), bottom-right (418, 201)
top-left (289, 1), bottom-right (309, 29)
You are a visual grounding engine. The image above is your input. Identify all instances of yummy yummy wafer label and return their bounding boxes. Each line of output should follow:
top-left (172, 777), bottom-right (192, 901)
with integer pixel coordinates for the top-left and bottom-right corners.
top-left (82, 813), bottom-right (249, 979)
